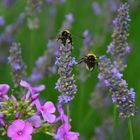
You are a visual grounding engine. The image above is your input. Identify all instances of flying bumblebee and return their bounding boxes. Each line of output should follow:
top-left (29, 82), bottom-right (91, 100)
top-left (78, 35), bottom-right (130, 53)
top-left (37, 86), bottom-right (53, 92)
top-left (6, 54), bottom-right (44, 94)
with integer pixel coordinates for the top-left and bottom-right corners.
top-left (78, 53), bottom-right (98, 71)
top-left (57, 29), bottom-right (72, 46)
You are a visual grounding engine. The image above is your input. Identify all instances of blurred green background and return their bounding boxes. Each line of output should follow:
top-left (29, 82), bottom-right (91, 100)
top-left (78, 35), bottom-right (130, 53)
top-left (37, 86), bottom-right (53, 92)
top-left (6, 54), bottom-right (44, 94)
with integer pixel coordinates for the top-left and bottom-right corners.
top-left (0, 0), bottom-right (140, 140)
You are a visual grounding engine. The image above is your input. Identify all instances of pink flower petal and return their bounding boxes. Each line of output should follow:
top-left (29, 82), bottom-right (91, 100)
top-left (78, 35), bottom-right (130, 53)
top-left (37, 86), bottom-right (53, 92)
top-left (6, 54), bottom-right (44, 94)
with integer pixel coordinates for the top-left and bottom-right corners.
top-left (12, 120), bottom-right (25, 130)
top-left (24, 122), bottom-right (33, 135)
top-left (12, 134), bottom-right (32, 140)
top-left (26, 115), bottom-right (41, 128)
top-left (42, 112), bottom-right (56, 123)
top-left (32, 99), bottom-right (41, 111)
top-left (7, 120), bottom-right (25, 137)
top-left (7, 125), bottom-right (17, 137)
top-left (67, 132), bottom-right (79, 140)
top-left (20, 80), bottom-right (30, 88)
top-left (43, 101), bottom-right (56, 113)
top-left (33, 85), bottom-right (45, 92)
top-left (0, 84), bottom-right (10, 95)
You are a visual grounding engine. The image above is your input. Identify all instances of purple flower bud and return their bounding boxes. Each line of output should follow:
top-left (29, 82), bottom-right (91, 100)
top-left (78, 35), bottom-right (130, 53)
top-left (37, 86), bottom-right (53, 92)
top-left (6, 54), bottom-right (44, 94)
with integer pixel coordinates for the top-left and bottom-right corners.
top-left (15, 112), bottom-right (21, 119)
top-left (0, 16), bottom-right (5, 27)
top-left (92, 2), bottom-right (101, 16)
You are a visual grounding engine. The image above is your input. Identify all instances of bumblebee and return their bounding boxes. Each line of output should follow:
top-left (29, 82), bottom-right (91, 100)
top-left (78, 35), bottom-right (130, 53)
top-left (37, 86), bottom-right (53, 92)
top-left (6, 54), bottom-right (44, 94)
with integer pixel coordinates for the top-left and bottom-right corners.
top-left (58, 29), bottom-right (72, 46)
top-left (78, 53), bottom-right (98, 71)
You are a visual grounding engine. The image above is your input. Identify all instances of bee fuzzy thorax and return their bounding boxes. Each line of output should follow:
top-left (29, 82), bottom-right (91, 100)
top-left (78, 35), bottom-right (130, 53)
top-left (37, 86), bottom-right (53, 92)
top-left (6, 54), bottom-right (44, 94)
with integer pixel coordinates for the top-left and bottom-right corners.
top-left (87, 53), bottom-right (97, 59)
top-left (58, 29), bottom-right (72, 46)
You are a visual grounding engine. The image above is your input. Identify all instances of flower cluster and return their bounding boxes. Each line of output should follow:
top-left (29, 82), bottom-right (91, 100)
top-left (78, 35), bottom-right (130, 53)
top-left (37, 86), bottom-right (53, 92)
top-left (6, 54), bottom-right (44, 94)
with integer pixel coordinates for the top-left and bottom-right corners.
top-left (92, 119), bottom-right (113, 140)
top-left (0, 80), bottom-right (80, 139)
top-left (29, 40), bottom-right (58, 84)
top-left (26, 0), bottom-right (44, 29)
top-left (54, 105), bottom-right (79, 140)
top-left (107, 3), bottom-right (131, 71)
top-left (0, 13), bottom-right (25, 64)
top-left (90, 81), bottom-right (111, 109)
top-left (0, 80), bottom-right (57, 139)
top-left (55, 40), bottom-right (77, 104)
top-left (8, 43), bottom-right (27, 87)
top-left (98, 55), bottom-right (136, 118)
top-left (60, 13), bottom-right (74, 32)
top-left (29, 13), bottom-right (74, 85)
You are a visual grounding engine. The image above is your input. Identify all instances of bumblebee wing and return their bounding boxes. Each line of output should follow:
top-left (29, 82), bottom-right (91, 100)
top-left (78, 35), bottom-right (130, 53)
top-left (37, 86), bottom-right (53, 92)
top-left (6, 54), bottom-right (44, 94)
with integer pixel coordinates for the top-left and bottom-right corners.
top-left (77, 57), bottom-right (85, 64)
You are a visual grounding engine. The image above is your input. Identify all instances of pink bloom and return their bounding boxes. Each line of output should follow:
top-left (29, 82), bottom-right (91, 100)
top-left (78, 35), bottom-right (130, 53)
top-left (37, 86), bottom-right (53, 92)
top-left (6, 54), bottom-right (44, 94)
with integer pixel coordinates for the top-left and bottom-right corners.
top-left (41, 101), bottom-right (56, 123)
top-left (7, 120), bottom-right (33, 140)
top-left (26, 115), bottom-right (41, 128)
top-left (55, 123), bottom-right (79, 140)
top-left (0, 84), bottom-right (10, 100)
top-left (54, 105), bottom-right (79, 140)
top-left (20, 80), bottom-right (45, 94)
top-left (33, 100), bottom-right (56, 123)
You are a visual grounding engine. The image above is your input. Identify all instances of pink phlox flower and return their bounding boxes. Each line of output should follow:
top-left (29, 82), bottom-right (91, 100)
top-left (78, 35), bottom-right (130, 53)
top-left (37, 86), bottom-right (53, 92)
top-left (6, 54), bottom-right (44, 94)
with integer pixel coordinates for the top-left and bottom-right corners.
top-left (20, 80), bottom-right (45, 95)
top-left (26, 115), bottom-right (42, 129)
top-left (54, 105), bottom-right (79, 140)
top-left (41, 101), bottom-right (56, 123)
top-left (33, 99), bottom-right (56, 123)
top-left (0, 84), bottom-right (10, 100)
top-left (57, 104), bottom-right (68, 122)
top-left (7, 119), bottom-right (33, 140)
top-left (55, 123), bottom-right (79, 140)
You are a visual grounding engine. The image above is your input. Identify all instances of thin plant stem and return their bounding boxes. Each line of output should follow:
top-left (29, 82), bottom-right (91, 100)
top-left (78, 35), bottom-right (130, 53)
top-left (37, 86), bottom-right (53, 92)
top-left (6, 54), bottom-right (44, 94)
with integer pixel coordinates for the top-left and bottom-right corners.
top-left (128, 118), bottom-right (134, 140)
top-left (113, 104), bottom-right (117, 140)
top-left (66, 104), bottom-right (70, 123)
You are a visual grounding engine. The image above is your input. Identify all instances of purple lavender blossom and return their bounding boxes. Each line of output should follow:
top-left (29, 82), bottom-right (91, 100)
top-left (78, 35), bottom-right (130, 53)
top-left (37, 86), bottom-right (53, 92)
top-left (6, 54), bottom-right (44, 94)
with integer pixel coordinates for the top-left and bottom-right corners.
top-left (107, 3), bottom-right (131, 71)
top-left (55, 40), bottom-right (77, 104)
top-left (98, 55), bottom-right (136, 118)
top-left (26, 0), bottom-right (44, 29)
top-left (60, 13), bottom-right (74, 31)
top-left (92, 119), bottom-right (113, 140)
top-left (7, 120), bottom-right (33, 140)
top-left (0, 13), bottom-right (25, 64)
top-left (28, 40), bottom-right (58, 84)
top-left (3, 0), bottom-right (16, 7)
top-left (0, 16), bottom-right (5, 27)
top-left (29, 13), bottom-right (74, 84)
top-left (90, 81), bottom-right (111, 109)
top-left (83, 30), bottom-right (92, 46)
top-left (8, 43), bottom-right (27, 87)
top-left (92, 2), bottom-right (101, 16)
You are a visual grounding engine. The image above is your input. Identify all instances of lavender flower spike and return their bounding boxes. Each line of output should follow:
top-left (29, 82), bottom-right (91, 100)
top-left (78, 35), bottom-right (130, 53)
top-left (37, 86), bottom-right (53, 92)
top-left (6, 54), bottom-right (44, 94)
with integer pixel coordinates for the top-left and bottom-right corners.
top-left (98, 55), bottom-right (136, 118)
top-left (55, 40), bottom-right (77, 104)
top-left (107, 3), bottom-right (131, 71)
top-left (8, 43), bottom-right (27, 87)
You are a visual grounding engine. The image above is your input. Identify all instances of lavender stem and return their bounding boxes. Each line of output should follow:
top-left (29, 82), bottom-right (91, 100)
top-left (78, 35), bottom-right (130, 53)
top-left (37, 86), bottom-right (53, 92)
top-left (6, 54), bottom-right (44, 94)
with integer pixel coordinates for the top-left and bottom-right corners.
top-left (128, 118), bottom-right (134, 140)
